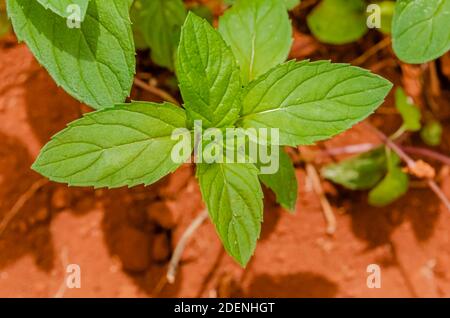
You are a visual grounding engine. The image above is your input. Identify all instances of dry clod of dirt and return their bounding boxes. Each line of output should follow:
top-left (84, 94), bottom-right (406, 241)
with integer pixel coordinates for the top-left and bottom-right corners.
top-left (33, 207), bottom-right (50, 223)
top-left (51, 187), bottom-right (69, 210)
top-left (157, 165), bottom-right (192, 199)
top-left (147, 200), bottom-right (181, 230)
top-left (152, 232), bottom-right (171, 262)
top-left (13, 221), bottom-right (28, 234)
top-left (114, 225), bottom-right (151, 272)
top-left (405, 160), bottom-right (436, 179)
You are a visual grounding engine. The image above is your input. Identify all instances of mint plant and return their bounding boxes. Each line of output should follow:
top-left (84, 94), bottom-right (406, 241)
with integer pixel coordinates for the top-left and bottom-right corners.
top-left (392, 0), bottom-right (450, 64)
top-left (11, 0), bottom-right (392, 266)
top-left (307, 0), bottom-right (370, 45)
top-left (322, 87), bottom-right (420, 207)
top-left (307, 0), bottom-right (396, 45)
top-left (308, 0), bottom-right (450, 64)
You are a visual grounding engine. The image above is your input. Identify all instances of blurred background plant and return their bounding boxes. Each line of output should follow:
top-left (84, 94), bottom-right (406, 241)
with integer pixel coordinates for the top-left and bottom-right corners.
top-left (0, 0), bottom-right (10, 38)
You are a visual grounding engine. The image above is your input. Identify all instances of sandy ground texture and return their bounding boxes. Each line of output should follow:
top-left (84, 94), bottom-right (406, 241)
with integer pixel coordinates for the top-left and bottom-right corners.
top-left (1, 34), bottom-right (450, 298)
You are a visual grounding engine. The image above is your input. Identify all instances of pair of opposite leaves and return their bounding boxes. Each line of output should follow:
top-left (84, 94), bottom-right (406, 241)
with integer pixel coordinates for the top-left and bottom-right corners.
top-left (308, 0), bottom-right (450, 64)
top-left (322, 90), bottom-right (416, 207)
top-left (11, 0), bottom-right (392, 265)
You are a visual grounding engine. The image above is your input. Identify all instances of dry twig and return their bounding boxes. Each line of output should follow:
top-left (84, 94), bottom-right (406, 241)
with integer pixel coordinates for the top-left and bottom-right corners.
top-left (351, 37), bottom-right (391, 66)
top-left (53, 247), bottom-right (69, 298)
top-left (133, 78), bottom-right (179, 106)
top-left (306, 163), bottom-right (337, 235)
top-left (166, 209), bottom-right (209, 284)
top-left (321, 143), bottom-right (450, 168)
top-left (0, 179), bottom-right (48, 237)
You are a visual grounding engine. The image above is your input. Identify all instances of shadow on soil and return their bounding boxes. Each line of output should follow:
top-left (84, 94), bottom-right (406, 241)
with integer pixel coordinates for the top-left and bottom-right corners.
top-left (238, 272), bottom-right (338, 298)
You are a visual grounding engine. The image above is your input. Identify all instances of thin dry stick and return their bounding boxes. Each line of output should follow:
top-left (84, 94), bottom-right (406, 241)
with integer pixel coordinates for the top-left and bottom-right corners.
top-left (322, 143), bottom-right (377, 156)
top-left (366, 123), bottom-right (450, 213)
top-left (306, 163), bottom-right (337, 235)
top-left (167, 209), bottom-right (209, 284)
top-left (322, 143), bottom-right (450, 168)
top-left (0, 179), bottom-right (48, 236)
top-left (53, 247), bottom-right (69, 298)
top-left (133, 78), bottom-right (179, 106)
top-left (351, 37), bottom-right (391, 66)
top-left (402, 146), bottom-right (450, 167)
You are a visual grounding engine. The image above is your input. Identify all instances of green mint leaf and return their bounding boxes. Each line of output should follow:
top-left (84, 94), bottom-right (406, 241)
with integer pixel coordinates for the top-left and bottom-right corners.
top-left (137, 0), bottom-right (186, 70)
top-left (7, 0), bottom-right (135, 109)
top-left (392, 0), bottom-right (450, 64)
top-left (219, 0), bottom-right (292, 85)
top-left (421, 120), bottom-right (443, 146)
top-left (177, 12), bottom-right (241, 128)
top-left (32, 102), bottom-right (191, 188)
top-left (395, 87), bottom-right (421, 132)
top-left (197, 163), bottom-right (263, 266)
top-left (307, 0), bottom-right (367, 45)
top-left (36, 0), bottom-right (89, 21)
top-left (368, 151), bottom-right (409, 206)
top-left (322, 147), bottom-right (388, 190)
top-left (258, 148), bottom-right (298, 212)
top-left (238, 60), bottom-right (393, 146)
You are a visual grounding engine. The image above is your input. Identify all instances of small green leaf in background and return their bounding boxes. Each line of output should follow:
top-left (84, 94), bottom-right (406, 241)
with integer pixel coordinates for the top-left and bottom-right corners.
top-left (238, 60), bottom-right (393, 146)
top-left (392, 0), bottom-right (450, 64)
top-left (307, 0), bottom-right (367, 45)
top-left (219, 0), bottom-right (292, 85)
top-left (421, 120), bottom-right (443, 146)
top-left (177, 13), bottom-right (241, 128)
top-left (368, 150), bottom-right (409, 207)
top-left (322, 147), bottom-right (388, 190)
top-left (197, 163), bottom-right (263, 266)
top-left (378, 1), bottom-right (395, 34)
top-left (258, 148), bottom-right (298, 212)
top-left (137, 0), bottom-right (187, 70)
top-left (7, 0), bottom-right (136, 110)
top-left (32, 102), bottom-right (191, 188)
top-left (395, 87), bottom-right (421, 132)
top-left (36, 0), bottom-right (90, 20)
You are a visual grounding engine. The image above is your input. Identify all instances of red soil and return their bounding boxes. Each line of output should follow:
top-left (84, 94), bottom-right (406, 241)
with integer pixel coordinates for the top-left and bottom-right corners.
top-left (1, 41), bottom-right (450, 298)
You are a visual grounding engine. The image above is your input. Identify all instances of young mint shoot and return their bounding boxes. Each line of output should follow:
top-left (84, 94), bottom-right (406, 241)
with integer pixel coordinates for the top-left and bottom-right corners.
top-left (306, 0), bottom-right (450, 63)
top-left (322, 86), bottom-right (421, 208)
top-left (26, 0), bottom-right (392, 266)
